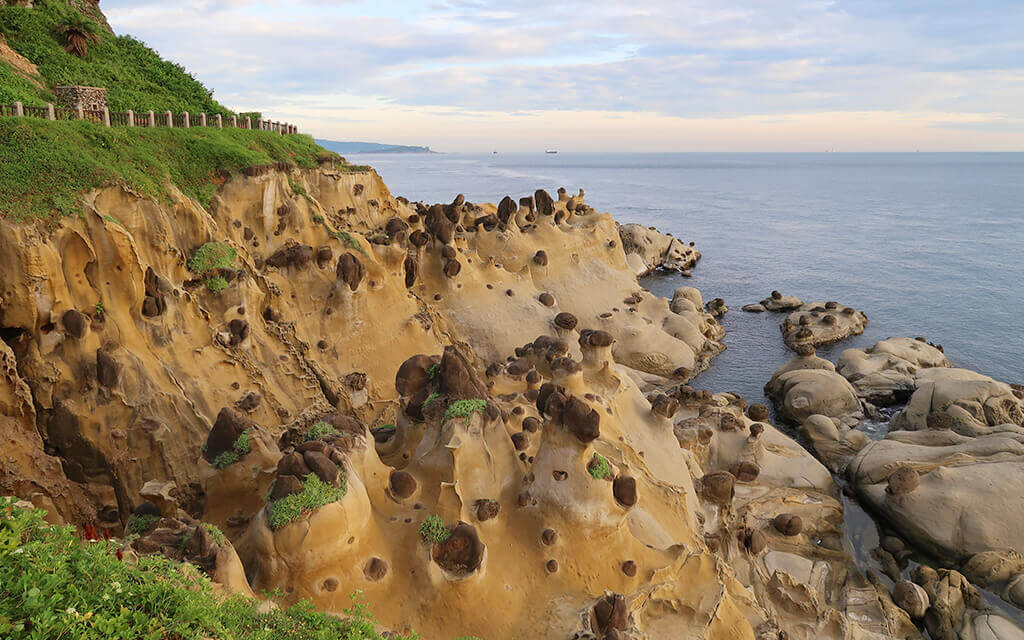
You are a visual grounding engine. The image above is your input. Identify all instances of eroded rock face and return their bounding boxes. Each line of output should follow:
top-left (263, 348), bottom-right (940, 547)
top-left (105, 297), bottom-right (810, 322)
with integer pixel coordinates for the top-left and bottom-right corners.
top-left (618, 223), bottom-right (700, 276)
top-left (780, 302), bottom-right (868, 350)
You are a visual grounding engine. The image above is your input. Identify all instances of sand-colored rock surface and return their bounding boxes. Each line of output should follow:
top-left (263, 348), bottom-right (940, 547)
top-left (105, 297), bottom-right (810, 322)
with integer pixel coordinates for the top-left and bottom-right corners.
top-left (765, 350), bottom-right (864, 427)
top-left (837, 337), bottom-right (952, 406)
top-left (759, 291), bottom-right (803, 312)
top-left (780, 302), bottom-right (868, 350)
top-left (618, 223), bottom-right (700, 277)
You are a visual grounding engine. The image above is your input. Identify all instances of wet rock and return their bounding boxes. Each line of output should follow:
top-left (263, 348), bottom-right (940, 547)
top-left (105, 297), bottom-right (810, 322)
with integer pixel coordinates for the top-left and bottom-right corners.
top-left (612, 476), bottom-right (637, 508)
top-left (336, 253), bottom-right (365, 291)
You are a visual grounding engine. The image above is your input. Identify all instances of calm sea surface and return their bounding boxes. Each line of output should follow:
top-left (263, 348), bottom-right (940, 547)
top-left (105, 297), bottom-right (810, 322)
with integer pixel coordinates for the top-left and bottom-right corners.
top-left (361, 152), bottom-right (1023, 403)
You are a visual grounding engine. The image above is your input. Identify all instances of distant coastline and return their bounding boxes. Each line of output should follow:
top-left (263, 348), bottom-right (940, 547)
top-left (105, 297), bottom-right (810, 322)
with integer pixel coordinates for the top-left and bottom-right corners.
top-left (315, 139), bottom-right (436, 154)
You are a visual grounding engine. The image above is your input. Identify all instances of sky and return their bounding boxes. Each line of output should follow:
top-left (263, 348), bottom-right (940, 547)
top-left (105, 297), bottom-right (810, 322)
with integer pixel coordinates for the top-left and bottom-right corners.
top-left (102, 0), bottom-right (1024, 152)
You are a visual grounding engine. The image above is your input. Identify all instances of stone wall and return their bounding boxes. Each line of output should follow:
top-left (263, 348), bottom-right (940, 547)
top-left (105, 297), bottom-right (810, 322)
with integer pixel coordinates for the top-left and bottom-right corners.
top-left (55, 85), bottom-right (107, 111)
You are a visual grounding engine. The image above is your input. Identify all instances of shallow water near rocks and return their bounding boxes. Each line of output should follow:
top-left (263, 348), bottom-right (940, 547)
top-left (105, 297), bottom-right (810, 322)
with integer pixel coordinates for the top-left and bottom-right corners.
top-left (366, 151), bottom-right (1024, 630)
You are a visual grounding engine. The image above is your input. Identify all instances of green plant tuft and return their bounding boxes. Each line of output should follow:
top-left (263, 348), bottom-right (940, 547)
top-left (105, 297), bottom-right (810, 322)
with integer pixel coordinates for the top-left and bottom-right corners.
top-left (232, 429), bottom-right (251, 455)
top-left (212, 450), bottom-right (239, 469)
top-left (202, 523), bottom-right (227, 547)
top-left (305, 421), bottom-right (340, 442)
top-left (0, 497), bottom-right (415, 639)
top-left (443, 398), bottom-right (487, 423)
top-left (267, 473), bottom-right (347, 530)
top-left (189, 242), bottom-right (236, 274)
top-left (126, 513), bottom-right (159, 535)
top-left (418, 514), bottom-right (451, 545)
top-left (588, 453), bottom-right (612, 480)
top-left (204, 276), bottom-right (229, 294)
top-left (94, 301), bottom-right (104, 316)
top-left (427, 363), bottom-right (439, 379)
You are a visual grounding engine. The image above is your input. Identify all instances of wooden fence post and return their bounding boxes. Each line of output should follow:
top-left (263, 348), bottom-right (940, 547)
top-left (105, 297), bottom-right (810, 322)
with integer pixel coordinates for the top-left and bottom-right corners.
top-left (230, 115), bottom-right (237, 128)
top-left (199, 113), bottom-right (207, 127)
top-left (244, 117), bottom-right (251, 130)
top-left (182, 112), bottom-right (190, 128)
top-left (46, 103), bottom-right (55, 120)
top-left (165, 110), bottom-right (173, 127)
top-left (13, 101), bottom-right (23, 116)
top-left (147, 110), bottom-right (155, 127)
top-left (126, 109), bottom-right (135, 127)
top-left (215, 114), bottom-right (223, 129)
top-left (102, 107), bottom-right (110, 127)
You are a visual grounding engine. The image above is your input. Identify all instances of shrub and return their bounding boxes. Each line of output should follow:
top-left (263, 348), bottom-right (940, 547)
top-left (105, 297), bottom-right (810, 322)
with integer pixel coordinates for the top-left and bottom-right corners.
top-left (202, 523), bottom-right (228, 547)
top-left (443, 399), bottom-right (487, 423)
top-left (232, 429), bottom-right (252, 455)
top-left (418, 514), bottom-right (450, 544)
top-left (588, 453), bottom-right (611, 480)
top-left (427, 363), bottom-right (439, 379)
top-left (267, 473), bottom-right (347, 530)
top-left (423, 391), bottom-right (440, 408)
top-left (305, 421), bottom-right (340, 442)
top-left (189, 242), bottom-right (236, 274)
top-left (212, 450), bottom-right (239, 469)
top-left (125, 513), bottom-right (158, 535)
top-left (0, 497), bottom-right (414, 639)
top-left (204, 276), bottom-right (229, 294)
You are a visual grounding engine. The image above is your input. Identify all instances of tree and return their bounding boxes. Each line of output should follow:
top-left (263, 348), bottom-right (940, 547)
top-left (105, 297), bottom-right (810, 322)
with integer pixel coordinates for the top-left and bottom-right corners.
top-left (56, 14), bottom-right (101, 58)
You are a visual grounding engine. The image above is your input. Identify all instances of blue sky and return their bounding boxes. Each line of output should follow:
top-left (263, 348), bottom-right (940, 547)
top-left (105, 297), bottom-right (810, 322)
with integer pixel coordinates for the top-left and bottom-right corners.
top-left (102, 0), bottom-right (1024, 151)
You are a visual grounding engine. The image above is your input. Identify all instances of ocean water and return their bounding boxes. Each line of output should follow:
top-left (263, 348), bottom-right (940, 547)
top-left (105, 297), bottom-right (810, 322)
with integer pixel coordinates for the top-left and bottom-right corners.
top-left (361, 152), bottom-right (1024, 404)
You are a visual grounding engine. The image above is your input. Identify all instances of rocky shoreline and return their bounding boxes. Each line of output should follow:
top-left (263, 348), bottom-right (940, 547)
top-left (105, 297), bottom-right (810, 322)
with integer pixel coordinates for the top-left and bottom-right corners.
top-left (1, 164), bottom-right (1023, 638)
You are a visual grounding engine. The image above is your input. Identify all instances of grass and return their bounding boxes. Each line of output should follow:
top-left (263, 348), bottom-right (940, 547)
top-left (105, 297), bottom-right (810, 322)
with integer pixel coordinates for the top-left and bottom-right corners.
top-left (443, 399), bottom-right (487, 423)
top-left (205, 276), bottom-right (229, 294)
top-left (267, 474), bottom-right (347, 530)
top-left (0, 0), bottom-right (231, 114)
top-left (418, 515), bottom-right (450, 545)
top-left (0, 497), bottom-right (416, 639)
top-left (305, 421), bottom-right (340, 442)
top-left (423, 392), bottom-right (440, 408)
top-left (124, 514), bottom-right (158, 536)
top-left (232, 430), bottom-right (251, 455)
top-left (211, 430), bottom-right (251, 469)
top-left (588, 453), bottom-right (611, 480)
top-left (212, 451), bottom-right (239, 470)
top-left (0, 118), bottom-right (336, 220)
top-left (189, 242), bottom-right (236, 274)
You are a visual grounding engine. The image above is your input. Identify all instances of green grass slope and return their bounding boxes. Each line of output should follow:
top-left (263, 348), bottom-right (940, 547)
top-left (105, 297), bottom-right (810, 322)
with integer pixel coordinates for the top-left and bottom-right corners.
top-left (0, 498), bottom-right (415, 640)
top-left (0, 0), bottom-right (230, 114)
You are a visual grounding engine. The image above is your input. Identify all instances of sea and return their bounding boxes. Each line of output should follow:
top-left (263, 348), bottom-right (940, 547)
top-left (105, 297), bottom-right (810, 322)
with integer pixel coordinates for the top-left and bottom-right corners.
top-left (360, 152), bottom-right (1024, 404)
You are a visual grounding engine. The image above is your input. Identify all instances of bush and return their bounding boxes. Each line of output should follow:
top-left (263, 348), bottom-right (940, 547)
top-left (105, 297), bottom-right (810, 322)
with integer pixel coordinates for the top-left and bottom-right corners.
top-left (267, 473), bottom-right (347, 530)
top-left (305, 421), bottom-right (340, 442)
top-left (125, 513), bottom-right (158, 535)
top-left (0, 497), bottom-right (415, 639)
top-left (212, 451), bottom-right (238, 469)
top-left (588, 453), bottom-right (611, 480)
top-left (443, 399), bottom-right (487, 423)
top-left (189, 242), bottom-right (236, 274)
top-left (204, 276), bottom-right (229, 294)
top-left (232, 429), bottom-right (251, 455)
top-left (418, 515), bottom-right (451, 545)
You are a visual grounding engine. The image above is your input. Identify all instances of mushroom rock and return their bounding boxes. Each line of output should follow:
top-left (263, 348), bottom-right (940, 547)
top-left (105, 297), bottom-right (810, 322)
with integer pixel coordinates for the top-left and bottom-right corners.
top-left (740, 528), bottom-right (767, 554)
top-left (497, 196), bottom-right (517, 223)
top-left (451, 193), bottom-right (465, 207)
top-left (441, 246), bottom-right (456, 260)
top-left (267, 242), bottom-right (314, 268)
top-left (443, 259), bottom-right (461, 278)
top-left (621, 561), bottom-right (637, 577)
top-left (699, 471), bottom-right (735, 505)
top-left (539, 292), bottom-right (556, 307)
top-left (269, 474), bottom-right (304, 500)
top-left (591, 593), bottom-right (629, 636)
top-left (438, 346), bottom-right (489, 400)
top-left (432, 522), bottom-right (485, 576)
top-left (228, 319), bottom-right (249, 346)
top-left (561, 395), bottom-right (600, 443)
top-left (511, 432), bottom-right (529, 451)
top-left (303, 451), bottom-right (341, 487)
top-left (772, 514), bottom-right (803, 536)
top-left (96, 349), bottom-right (120, 388)
top-left (534, 189), bottom-right (555, 216)
top-left (746, 404), bottom-right (770, 421)
top-left (612, 476), bottom-right (637, 508)
top-left (473, 214), bottom-right (498, 231)
top-left (315, 246), bottom-right (333, 267)
top-left (395, 354), bottom-right (437, 397)
top-left (276, 451), bottom-right (311, 478)
top-left (650, 394), bottom-right (679, 419)
top-left (409, 230), bottom-right (429, 247)
top-left (388, 471), bottom-right (418, 499)
top-left (730, 461), bottom-right (760, 483)
top-left (554, 312), bottom-right (578, 330)
top-left (475, 499), bottom-right (500, 521)
top-left (204, 407), bottom-right (251, 463)
top-left (363, 557), bottom-right (389, 582)
top-left (522, 417), bottom-right (541, 433)
top-left (581, 330), bottom-right (614, 348)
top-left (886, 466), bottom-right (920, 496)
top-left (519, 196), bottom-right (535, 213)
top-left (385, 217), bottom-right (410, 239)
top-left (404, 256), bottom-right (418, 288)
top-left (536, 382), bottom-right (566, 417)
top-left (62, 309), bottom-right (88, 338)
top-left (142, 267), bottom-right (168, 317)
top-left (533, 250), bottom-right (549, 266)
top-left (336, 253), bottom-right (365, 291)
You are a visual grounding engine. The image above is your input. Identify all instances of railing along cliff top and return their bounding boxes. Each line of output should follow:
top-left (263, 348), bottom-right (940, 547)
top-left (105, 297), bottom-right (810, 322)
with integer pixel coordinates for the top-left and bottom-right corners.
top-left (0, 101), bottom-right (299, 135)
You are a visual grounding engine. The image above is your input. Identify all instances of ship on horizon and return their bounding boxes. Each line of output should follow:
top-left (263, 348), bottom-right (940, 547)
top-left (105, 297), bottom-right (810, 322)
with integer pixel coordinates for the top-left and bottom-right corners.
top-left (545, 149), bottom-right (558, 154)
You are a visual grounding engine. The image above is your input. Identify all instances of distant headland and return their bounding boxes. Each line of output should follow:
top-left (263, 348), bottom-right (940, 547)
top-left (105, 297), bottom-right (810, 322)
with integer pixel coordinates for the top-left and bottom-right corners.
top-left (315, 139), bottom-right (435, 154)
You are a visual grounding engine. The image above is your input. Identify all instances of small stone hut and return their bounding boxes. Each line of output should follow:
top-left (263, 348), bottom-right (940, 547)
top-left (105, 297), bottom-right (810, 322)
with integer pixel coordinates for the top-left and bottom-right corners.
top-left (55, 86), bottom-right (107, 111)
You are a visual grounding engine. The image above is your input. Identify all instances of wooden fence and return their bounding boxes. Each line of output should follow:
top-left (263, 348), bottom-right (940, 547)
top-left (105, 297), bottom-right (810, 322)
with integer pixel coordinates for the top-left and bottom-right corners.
top-left (0, 101), bottom-right (299, 134)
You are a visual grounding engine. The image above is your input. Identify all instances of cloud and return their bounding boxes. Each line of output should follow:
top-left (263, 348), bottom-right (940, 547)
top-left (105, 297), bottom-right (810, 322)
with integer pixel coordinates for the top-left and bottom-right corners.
top-left (99, 0), bottom-right (1024, 149)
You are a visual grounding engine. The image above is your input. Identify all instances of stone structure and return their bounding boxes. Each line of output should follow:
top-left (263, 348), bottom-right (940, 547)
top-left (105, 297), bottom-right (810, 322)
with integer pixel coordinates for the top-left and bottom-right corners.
top-left (55, 86), bottom-right (107, 111)
top-left (0, 1), bottom-right (35, 7)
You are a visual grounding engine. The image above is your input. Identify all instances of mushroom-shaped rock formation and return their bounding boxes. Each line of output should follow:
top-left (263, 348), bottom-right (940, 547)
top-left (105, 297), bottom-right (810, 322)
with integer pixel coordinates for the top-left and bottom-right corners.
top-left (336, 252), bottom-right (365, 291)
top-left (432, 521), bottom-right (485, 577)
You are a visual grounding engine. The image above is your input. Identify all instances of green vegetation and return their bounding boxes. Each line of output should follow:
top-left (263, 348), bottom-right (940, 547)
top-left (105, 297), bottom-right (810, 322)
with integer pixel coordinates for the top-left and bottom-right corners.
top-left (201, 523), bottom-right (227, 547)
top-left (205, 276), bottom-right (229, 294)
top-left (232, 429), bottom-right (251, 455)
top-left (0, 118), bottom-right (336, 220)
top-left (189, 242), bottom-right (236, 274)
top-left (443, 399), bottom-right (487, 423)
top-left (423, 391), bottom-right (440, 408)
top-left (418, 515), bottom-right (451, 545)
top-left (125, 514), bottom-right (158, 536)
top-left (267, 473), bottom-right (347, 530)
top-left (305, 421), bottom-right (341, 441)
top-left (588, 453), bottom-right (611, 480)
top-left (0, 498), bottom-right (415, 639)
top-left (427, 363), bottom-right (440, 379)
top-left (212, 451), bottom-right (239, 470)
top-left (0, 0), bottom-right (231, 114)
top-left (93, 301), bottom-right (104, 316)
